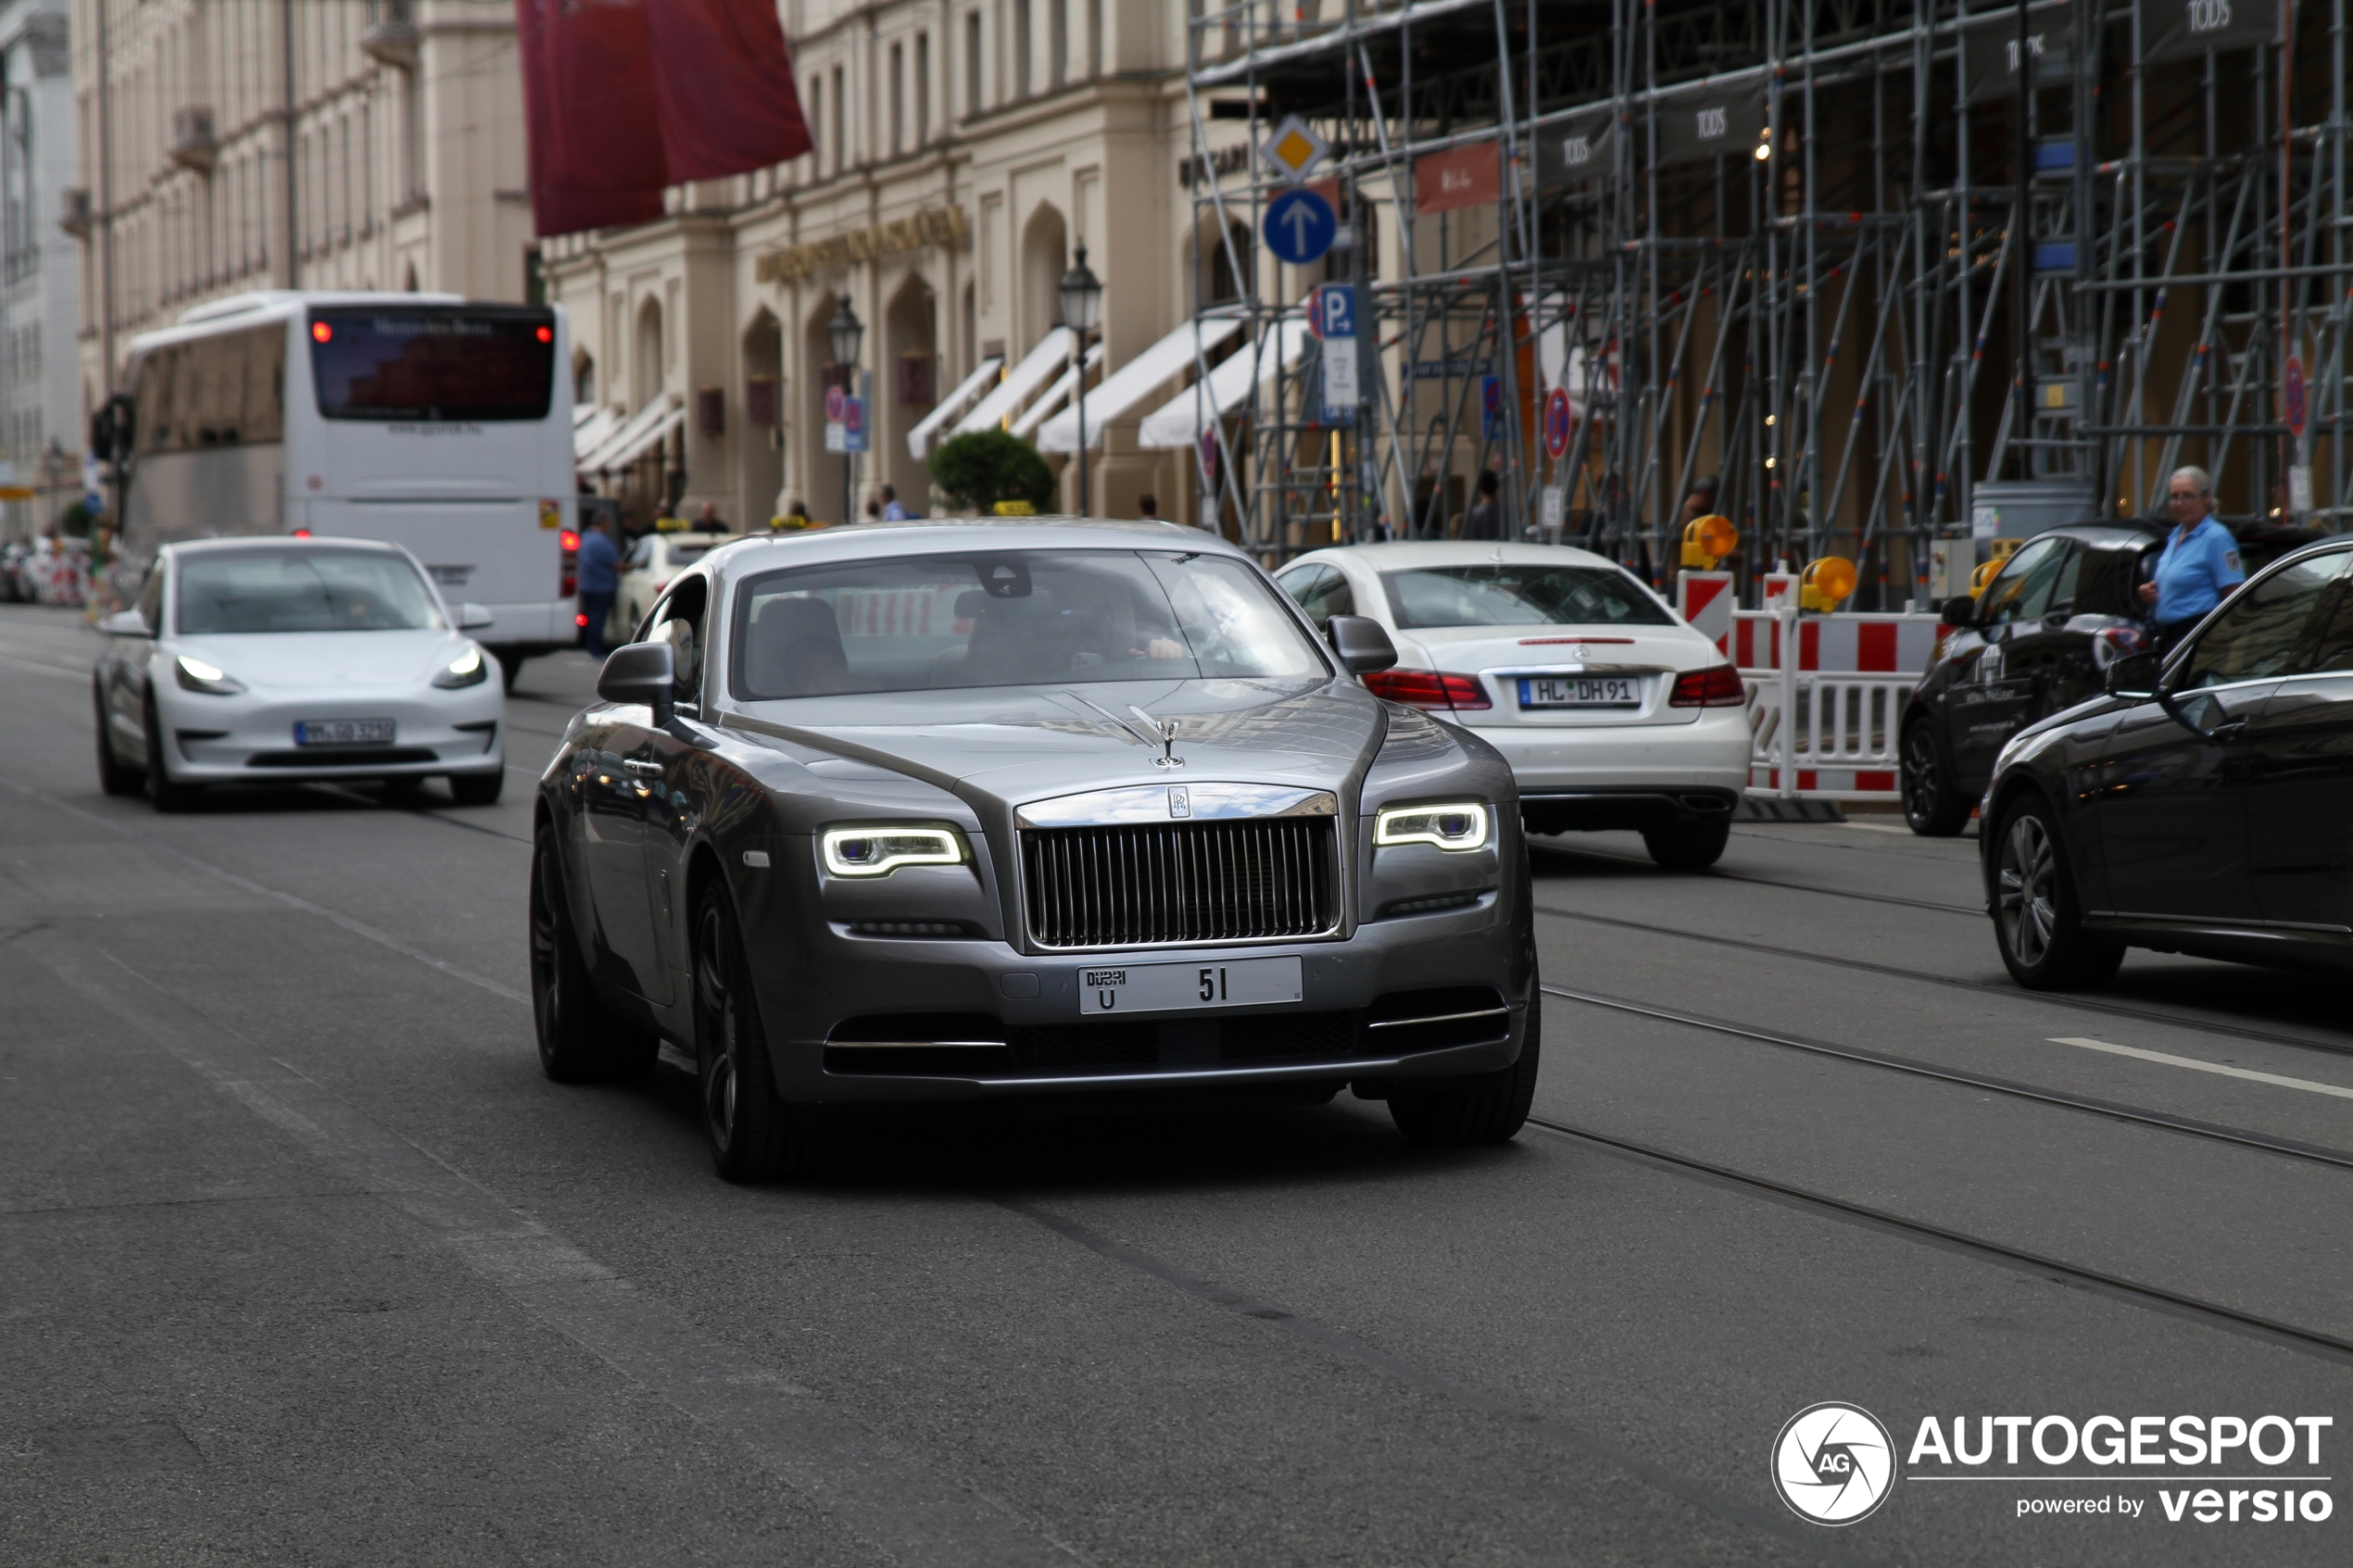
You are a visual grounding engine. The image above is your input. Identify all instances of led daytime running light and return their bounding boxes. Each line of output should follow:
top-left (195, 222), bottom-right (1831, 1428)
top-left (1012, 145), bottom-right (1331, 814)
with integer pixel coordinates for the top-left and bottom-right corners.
top-left (821, 825), bottom-right (966, 877)
top-left (1374, 801), bottom-right (1490, 852)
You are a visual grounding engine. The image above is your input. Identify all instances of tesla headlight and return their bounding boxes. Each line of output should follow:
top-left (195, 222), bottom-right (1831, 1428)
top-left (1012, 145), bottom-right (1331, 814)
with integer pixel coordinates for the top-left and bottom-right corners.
top-left (432, 646), bottom-right (489, 688)
top-left (175, 655), bottom-right (247, 696)
top-left (1374, 801), bottom-right (1490, 852)
top-left (821, 824), bottom-right (967, 877)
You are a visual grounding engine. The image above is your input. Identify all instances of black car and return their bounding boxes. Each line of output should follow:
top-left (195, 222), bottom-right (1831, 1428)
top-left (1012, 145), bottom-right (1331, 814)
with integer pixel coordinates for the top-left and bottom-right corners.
top-left (1900, 523), bottom-right (2162, 835)
top-left (1979, 533), bottom-right (2353, 987)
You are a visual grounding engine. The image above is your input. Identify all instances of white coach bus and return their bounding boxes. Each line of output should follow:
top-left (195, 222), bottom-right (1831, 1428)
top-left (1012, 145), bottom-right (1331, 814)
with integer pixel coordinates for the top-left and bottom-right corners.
top-left (115, 291), bottom-right (579, 686)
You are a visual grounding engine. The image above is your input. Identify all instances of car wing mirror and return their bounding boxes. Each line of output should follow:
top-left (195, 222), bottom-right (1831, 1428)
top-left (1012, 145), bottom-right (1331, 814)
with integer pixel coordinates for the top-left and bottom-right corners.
top-left (457, 602), bottom-right (495, 630)
top-left (97, 608), bottom-right (154, 638)
top-left (1939, 595), bottom-right (1976, 628)
top-left (598, 640), bottom-right (674, 726)
top-left (2103, 651), bottom-right (2158, 699)
top-left (1326, 614), bottom-right (1399, 676)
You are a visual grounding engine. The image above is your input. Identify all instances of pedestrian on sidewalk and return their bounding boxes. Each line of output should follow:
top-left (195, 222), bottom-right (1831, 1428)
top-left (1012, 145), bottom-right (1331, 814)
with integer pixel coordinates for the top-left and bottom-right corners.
top-left (576, 512), bottom-right (621, 659)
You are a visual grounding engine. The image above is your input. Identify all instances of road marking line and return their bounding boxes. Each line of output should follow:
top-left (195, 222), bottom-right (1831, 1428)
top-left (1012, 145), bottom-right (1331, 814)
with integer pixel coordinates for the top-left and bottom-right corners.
top-left (0, 653), bottom-right (86, 681)
top-left (2049, 1037), bottom-right (2353, 1100)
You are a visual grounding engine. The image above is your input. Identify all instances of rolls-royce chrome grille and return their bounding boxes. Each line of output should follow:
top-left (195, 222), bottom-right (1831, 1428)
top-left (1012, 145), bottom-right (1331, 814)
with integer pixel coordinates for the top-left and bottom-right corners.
top-left (1021, 817), bottom-right (1340, 949)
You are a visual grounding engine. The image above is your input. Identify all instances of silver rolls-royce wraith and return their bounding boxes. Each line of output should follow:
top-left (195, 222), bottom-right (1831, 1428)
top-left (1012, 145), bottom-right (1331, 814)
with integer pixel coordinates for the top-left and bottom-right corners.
top-left (530, 518), bottom-right (1540, 1180)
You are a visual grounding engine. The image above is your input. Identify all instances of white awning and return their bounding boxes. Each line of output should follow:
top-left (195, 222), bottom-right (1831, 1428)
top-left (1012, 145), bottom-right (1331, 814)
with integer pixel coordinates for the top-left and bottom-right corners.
top-left (953, 328), bottom-right (1076, 436)
top-left (905, 356), bottom-right (1004, 458)
top-left (1136, 319), bottom-right (1314, 449)
top-left (573, 404), bottom-right (622, 462)
top-left (573, 402), bottom-right (600, 428)
top-left (1037, 318), bottom-right (1246, 453)
top-left (1011, 342), bottom-right (1106, 439)
top-left (582, 395), bottom-right (683, 471)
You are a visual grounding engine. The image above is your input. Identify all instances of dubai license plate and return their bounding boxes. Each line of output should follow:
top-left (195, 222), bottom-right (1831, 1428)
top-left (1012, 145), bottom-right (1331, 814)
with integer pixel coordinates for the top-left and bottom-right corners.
top-left (294, 719), bottom-right (396, 746)
top-left (1518, 675), bottom-right (1642, 709)
top-left (1076, 956), bottom-right (1303, 1015)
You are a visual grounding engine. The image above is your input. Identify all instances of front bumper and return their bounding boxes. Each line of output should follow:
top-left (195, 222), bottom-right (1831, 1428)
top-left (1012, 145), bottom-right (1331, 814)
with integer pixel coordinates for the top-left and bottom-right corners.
top-left (744, 894), bottom-right (1529, 1104)
top-left (160, 684), bottom-right (505, 782)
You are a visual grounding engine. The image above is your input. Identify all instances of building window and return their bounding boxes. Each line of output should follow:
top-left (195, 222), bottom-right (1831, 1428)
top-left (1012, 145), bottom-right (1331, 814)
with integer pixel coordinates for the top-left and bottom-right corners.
top-left (1014, 0), bottom-right (1031, 98)
top-left (1051, 0), bottom-right (1066, 89)
top-left (807, 76), bottom-right (821, 173)
top-left (964, 13), bottom-right (982, 115)
top-left (890, 43), bottom-right (904, 157)
top-left (915, 33), bottom-right (930, 144)
top-left (1088, 0), bottom-right (1102, 76)
top-left (831, 65), bottom-right (845, 172)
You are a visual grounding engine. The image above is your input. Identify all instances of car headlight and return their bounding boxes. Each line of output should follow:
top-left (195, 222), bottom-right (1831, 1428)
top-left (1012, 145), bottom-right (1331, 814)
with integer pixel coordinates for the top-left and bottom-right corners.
top-left (432, 645), bottom-right (489, 689)
top-left (1374, 801), bottom-right (1490, 852)
top-left (175, 654), bottom-right (246, 696)
top-left (821, 824), bottom-right (967, 877)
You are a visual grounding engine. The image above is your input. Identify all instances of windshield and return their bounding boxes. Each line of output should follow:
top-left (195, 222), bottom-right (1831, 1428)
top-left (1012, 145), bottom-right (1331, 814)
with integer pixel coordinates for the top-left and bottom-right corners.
top-left (308, 307), bottom-right (555, 421)
top-left (1380, 563), bottom-right (1675, 629)
top-left (176, 549), bottom-right (444, 633)
top-left (731, 549), bottom-right (1330, 698)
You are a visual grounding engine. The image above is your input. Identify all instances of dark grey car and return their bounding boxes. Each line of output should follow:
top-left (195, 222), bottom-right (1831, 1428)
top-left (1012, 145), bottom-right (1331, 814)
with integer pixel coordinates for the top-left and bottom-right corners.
top-left (531, 520), bottom-right (1540, 1180)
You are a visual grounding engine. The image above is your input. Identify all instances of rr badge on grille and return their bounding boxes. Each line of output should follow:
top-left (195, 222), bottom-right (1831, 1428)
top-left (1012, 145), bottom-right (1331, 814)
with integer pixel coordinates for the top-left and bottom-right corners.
top-left (1167, 785), bottom-right (1191, 818)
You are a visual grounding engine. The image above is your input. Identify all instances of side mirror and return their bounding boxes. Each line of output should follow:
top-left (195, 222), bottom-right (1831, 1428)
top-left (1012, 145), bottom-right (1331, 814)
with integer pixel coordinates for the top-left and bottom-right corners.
top-left (1939, 596), bottom-right (1976, 628)
top-left (1326, 613), bottom-right (1399, 676)
top-left (2104, 651), bottom-right (2159, 699)
top-left (97, 608), bottom-right (154, 638)
top-left (598, 640), bottom-right (674, 727)
top-left (457, 602), bottom-right (495, 630)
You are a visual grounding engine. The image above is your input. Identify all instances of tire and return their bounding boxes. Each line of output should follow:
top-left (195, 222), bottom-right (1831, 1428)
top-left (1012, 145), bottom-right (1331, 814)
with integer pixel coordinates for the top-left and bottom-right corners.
top-left (448, 771), bottom-right (503, 806)
top-left (94, 684), bottom-right (143, 797)
top-left (1390, 990), bottom-right (1542, 1147)
top-left (497, 652), bottom-right (524, 694)
top-left (692, 884), bottom-right (824, 1182)
top-left (1641, 817), bottom-right (1730, 870)
top-left (142, 693), bottom-right (200, 813)
top-left (528, 829), bottom-right (656, 1083)
top-left (1901, 720), bottom-right (1972, 836)
top-left (1991, 794), bottom-right (2124, 991)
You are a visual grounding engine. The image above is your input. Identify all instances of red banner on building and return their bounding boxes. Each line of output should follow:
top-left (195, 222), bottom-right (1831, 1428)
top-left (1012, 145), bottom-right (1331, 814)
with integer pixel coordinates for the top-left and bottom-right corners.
top-left (516, 0), bottom-right (813, 239)
top-left (1416, 143), bottom-right (1501, 216)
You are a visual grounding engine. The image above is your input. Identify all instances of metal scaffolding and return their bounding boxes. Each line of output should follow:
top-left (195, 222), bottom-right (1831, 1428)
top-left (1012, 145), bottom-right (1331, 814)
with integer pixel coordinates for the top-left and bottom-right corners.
top-left (1184, 0), bottom-right (2352, 605)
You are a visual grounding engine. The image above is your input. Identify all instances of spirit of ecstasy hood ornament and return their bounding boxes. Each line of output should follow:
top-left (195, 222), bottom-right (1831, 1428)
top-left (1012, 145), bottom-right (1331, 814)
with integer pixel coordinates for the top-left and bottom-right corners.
top-left (1131, 705), bottom-right (1185, 769)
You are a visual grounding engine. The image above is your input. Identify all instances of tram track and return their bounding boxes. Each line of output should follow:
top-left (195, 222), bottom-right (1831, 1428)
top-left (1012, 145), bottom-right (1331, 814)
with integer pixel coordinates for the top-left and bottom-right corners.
top-left (1526, 1115), bottom-right (2353, 1365)
top-left (1536, 900), bottom-right (2353, 1062)
top-left (1529, 838), bottom-right (1985, 916)
top-left (1540, 985), bottom-right (2353, 1173)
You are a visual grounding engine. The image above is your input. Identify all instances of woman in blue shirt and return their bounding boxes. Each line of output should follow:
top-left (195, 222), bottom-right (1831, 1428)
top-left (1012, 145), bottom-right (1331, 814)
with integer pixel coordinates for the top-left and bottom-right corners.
top-left (2137, 466), bottom-right (2245, 655)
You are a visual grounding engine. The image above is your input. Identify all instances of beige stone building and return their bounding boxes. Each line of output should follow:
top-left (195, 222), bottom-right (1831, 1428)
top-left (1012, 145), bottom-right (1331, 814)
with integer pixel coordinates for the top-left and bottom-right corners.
top-left (544, 0), bottom-right (1283, 528)
top-left (70, 0), bottom-right (534, 405)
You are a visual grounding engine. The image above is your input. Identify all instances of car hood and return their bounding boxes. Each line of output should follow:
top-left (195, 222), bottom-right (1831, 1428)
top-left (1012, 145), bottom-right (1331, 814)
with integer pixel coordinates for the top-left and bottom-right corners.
top-left (170, 630), bottom-right (467, 689)
top-left (726, 676), bottom-right (1387, 815)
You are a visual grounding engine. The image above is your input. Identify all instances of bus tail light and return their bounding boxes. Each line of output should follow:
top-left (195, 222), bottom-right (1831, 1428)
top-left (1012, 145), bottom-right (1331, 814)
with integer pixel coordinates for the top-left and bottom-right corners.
top-left (1362, 669), bottom-right (1491, 712)
top-left (560, 529), bottom-right (579, 599)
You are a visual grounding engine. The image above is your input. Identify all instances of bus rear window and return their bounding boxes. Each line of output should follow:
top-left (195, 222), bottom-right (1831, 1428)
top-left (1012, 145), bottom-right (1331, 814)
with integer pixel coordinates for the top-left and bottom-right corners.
top-left (309, 309), bottom-right (555, 421)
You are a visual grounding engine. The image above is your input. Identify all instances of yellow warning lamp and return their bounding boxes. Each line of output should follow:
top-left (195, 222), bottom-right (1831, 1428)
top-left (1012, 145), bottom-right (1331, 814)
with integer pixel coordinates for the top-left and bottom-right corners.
top-left (1799, 555), bottom-right (1857, 611)
top-left (1968, 558), bottom-right (2005, 597)
top-left (1680, 514), bottom-right (1739, 569)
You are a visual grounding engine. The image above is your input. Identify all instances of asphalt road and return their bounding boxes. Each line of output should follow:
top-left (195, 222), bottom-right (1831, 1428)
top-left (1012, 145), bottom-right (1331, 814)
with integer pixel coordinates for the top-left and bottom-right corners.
top-left (3, 601), bottom-right (2347, 1567)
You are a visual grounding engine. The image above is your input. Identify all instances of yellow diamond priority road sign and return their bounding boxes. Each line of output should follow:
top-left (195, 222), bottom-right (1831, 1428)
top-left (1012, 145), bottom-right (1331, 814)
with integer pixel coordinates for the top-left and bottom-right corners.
top-left (1259, 115), bottom-right (1329, 185)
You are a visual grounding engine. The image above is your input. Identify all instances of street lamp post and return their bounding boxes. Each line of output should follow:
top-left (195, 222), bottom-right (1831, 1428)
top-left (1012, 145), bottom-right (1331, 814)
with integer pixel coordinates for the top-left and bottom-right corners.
top-left (827, 292), bottom-right (863, 523)
top-left (1058, 244), bottom-right (1103, 516)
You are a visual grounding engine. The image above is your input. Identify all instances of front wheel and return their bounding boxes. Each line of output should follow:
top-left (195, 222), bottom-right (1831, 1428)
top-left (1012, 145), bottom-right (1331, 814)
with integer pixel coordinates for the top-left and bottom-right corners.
top-left (1991, 796), bottom-right (2122, 991)
top-left (94, 684), bottom-right (143, 797)
top-left (1641, 817), bottom-right (1730, 870)
top-left (1390, 992), bottom-right (1541, 1146)
top-left (529, 831), bottom-right (655, 1082)
top-left (142, 694), bottom-right (199, 813)
top-left (1902, 721), bottom-right (1972, 836)
top-left (448, 771), bottom-right (503, 807)
top-left (692, 886), bottom-right (824, 1182)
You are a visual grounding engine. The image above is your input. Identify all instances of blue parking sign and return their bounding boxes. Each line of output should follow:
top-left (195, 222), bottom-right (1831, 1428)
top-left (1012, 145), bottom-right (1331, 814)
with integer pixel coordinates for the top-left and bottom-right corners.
top-left (1312, 284), bottom-right (1357, 340)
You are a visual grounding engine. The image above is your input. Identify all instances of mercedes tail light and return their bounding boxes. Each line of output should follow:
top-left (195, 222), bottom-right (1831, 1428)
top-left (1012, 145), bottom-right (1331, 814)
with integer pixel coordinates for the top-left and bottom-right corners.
top-left (1363, 669), bottom-right (1492, 712)
top-left (560, 528), bottom-right (579, 599)
top-left (1668, 664), bottom-right (1747, 707)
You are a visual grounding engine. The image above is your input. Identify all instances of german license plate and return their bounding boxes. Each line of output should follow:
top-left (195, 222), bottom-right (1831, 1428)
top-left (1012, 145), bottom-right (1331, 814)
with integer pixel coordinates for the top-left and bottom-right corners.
top-left (1518, 675), bottom-right (1641, 708)
top-left (1076, 956), bottom-right (1303, 1015)
top-left (294, 719), bottom-right (396, 746)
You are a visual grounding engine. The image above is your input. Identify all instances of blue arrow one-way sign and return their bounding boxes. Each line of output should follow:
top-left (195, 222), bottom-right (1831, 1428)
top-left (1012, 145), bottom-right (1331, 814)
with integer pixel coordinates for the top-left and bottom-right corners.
top-left (1264, 188), bottom-right (1337, 266)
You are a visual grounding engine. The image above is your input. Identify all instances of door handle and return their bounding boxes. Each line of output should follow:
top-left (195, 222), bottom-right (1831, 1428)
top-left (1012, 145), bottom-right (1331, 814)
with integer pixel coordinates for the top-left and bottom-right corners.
top-left (623, 759), bottom-right (665, 777)
top-left (2207, 719), bottom-right (2248, 743)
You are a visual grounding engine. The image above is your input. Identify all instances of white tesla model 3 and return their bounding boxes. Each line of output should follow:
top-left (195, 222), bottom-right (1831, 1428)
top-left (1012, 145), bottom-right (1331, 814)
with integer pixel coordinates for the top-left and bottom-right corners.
top-left (93, 536), bottom-right (506, 811)
top-left (1277, 541), bottom-right (1752, 868)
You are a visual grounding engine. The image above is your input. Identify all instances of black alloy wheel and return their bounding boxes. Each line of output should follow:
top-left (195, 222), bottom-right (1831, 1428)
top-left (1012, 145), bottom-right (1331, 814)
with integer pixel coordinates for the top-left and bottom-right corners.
top-left (1901, 721), bottom-right (1971, 837)
top-left (1641, 817), bottom-right (1730, 870)
top-left (142, 693), bottom-right (199, 813)
top-left (1991, 796), bottom-right (2123, 991)
top-left (692, 885), bottom-right (824, 1182)
top-left (529, 830), bottom-right (653, 1082)
top-left (1390, 989), bottom-right (1543, 1146)
top-left (94, 684), bottom-right (143, 797)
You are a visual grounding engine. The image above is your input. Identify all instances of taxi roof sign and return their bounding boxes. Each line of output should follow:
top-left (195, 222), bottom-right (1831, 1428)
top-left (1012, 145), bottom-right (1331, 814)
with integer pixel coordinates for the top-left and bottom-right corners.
top-left (1259, 116), bottom-right (1329, 185)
